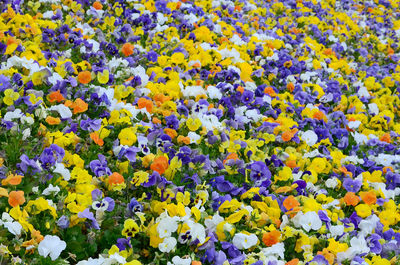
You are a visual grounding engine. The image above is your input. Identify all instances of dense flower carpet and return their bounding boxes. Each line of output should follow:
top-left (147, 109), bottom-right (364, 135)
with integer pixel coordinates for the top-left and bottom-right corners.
top-left (1, 0), bottom-right (400, 264)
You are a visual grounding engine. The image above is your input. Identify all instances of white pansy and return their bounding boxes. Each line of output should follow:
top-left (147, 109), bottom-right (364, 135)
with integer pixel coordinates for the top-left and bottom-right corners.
top-left (207, 85), bottom-right (222, 99)
top-left (184, 13), bottom-right (198, 24)
top-left (299, 211), bottom-right (322, 232)
top-left (303, 149), bottom-right (323, 158)
top-left (368, 103), bottom-right (379, 115)
top-left (131, 66), bottom-right (149, 87)
top-left (205, 213), bottom-right (224, 232)
top-left (38, 235), bottom-right (67, 261)
top-left (357, 86), bottom-right (370, 98)
top-left (368, 182), bottom-right (396, 199)
top-left (245, 82), bottom-right (256, 92)
top-left (232, 233), bottom-right (258, 249)
top-left (328, 35), bottom-right (339, 42)
top-left (230, 34), bottom-right (246, 46)
top-left (22, 128), bottom-right (31, 140)
top-left (35, 105), bottom-right (48, 119)
top-left (53, 163), bottom-right (71, 181)
top-left (323, 199), bottom-right (340, 210)
top-left (279, 215), bottom-right (289, 230)
top-left (1, 213), bottom-right (13, 223)
top-left (358, 214), bottom-right (379, 236)
top-left (351, 236), bottom-right (370, 253)
top-left (3, 221), bottom-right (22, 236)
top-left (228, 66), bottom-right (241, 76)
top-left (76, 255), bottom-right (122, 265)
top-left (319, 93), bottom-right (333, 103)
top-left (187, 221), bottom-right (206, 244)
top-left (261, 242), bottom-right (285, 259)
top-left (292, 171), bottom-right (303, 181)
top-left (159, 237), bottom-right (177, 253)
top-left (223, 222), bottom-right (235, 235)
top-left (341, 155), bottom-right (364, 165)
top-left (0, 213), bottom-right (22, 236)
top-left (246, 109), bottom-right (262, 122)
top-left (4, 109), bottom-right (23, 121)
top-left (348, 120), bottom-right (361, 129)
top-left (108, 253), bottom-right (126, 264)
top-left (47, 199), bottom-right (57, 209)
top-left (42, 184), bottom-right (61, 196)
top-left (371, 153), bottom-right (400, 167)
top-left (157, 216), bottom-right (179, 238)
top-left (262, 95), bottom-right (272, 104)
top-left (48, 72), bottom-right (63, 85)
top-left (108, 57), bottom-right (129, 73)
top-left (351, 132), bottom-right (368, 145)
top-left (337, 236), bottom-right (370, 262)
top-left (21, 115), bottom-right (34, 125)
top-left (300, 71), bottom-right (317, 82)
top-left (42, 10), bottom-right (54, 18)
top-left (218, 48), bottom-right (243, 63)
top-left (157, 13), bottom-right (168, 25)
top-left (168, 256), bottom-right (191, 265)
top-left (182, 85), bottom-right (206, 98)
top-left (198, 114), bottom-right (223, 131)
top-left (187, 132), bottom-right (201, 144)
top-left (301, 130), bottom-right (318, 146)
top-left (48, 104), bottom-right (72, 119)
top-left (241, 204), bottom-right (253, 215)
top-left (330, 225), bottom-right (344, 238)
top-left (325, 177), bottom-right (338, 188)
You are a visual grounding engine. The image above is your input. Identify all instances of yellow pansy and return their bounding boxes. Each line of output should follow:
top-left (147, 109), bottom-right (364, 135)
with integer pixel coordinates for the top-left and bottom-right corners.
top-left (355, 204), bottom-right (371, 218)
top-left (122, 219), bottom-right (140, 237)
top-left (3, 89), bottom-right (19, 105)
top-left (131, 171), bottom-right (149, 186)
top-left (186, 117), bottom-right (202, 131)
top-left (97, 69), bottom-right (109, 84)
top-left (118, 127), bottom-right (137, 146)
top-left (275, 167), bottom-right (292, 182)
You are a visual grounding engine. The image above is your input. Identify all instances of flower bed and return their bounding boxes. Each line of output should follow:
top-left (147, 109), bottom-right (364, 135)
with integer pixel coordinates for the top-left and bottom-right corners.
top-left (0, 0), bottom-right (400, 264)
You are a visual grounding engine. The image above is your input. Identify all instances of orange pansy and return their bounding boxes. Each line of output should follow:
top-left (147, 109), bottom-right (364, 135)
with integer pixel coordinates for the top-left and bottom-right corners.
top-left (71, 98), bottom-right (88, 114)
top-left (283, 195), bottom-right (300, 210)
top-left (360, 191), bottom-right (377, 205)
top-left (77, 71), bottom-right (92, 84)
top-left (108, 172), bottom-right (124, 185)
top-left (137, 98), bottom-right (153, 113)
top-left (47, 90), bottom-right (65, 103)
top-left (2, 174), bottom-right (23, 185)
top-left (262, 230), bottom-right (281, 247)
top-left (93, 1), bottom-right (103, 9)
top-left (8, 190), bottom-right (25, 207)
top-left (344, 192), bottom-right (360, 206)
top-left (90, 132), bottom-right (104, 146)
top-left (164, 128), bottom-right (177, 139)
top-left (45, 116), bottom-right (61, 125)
top-left (150, 156), bottom-right (169, 175)
top-left (121, 43), bottom-right (134, 56)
